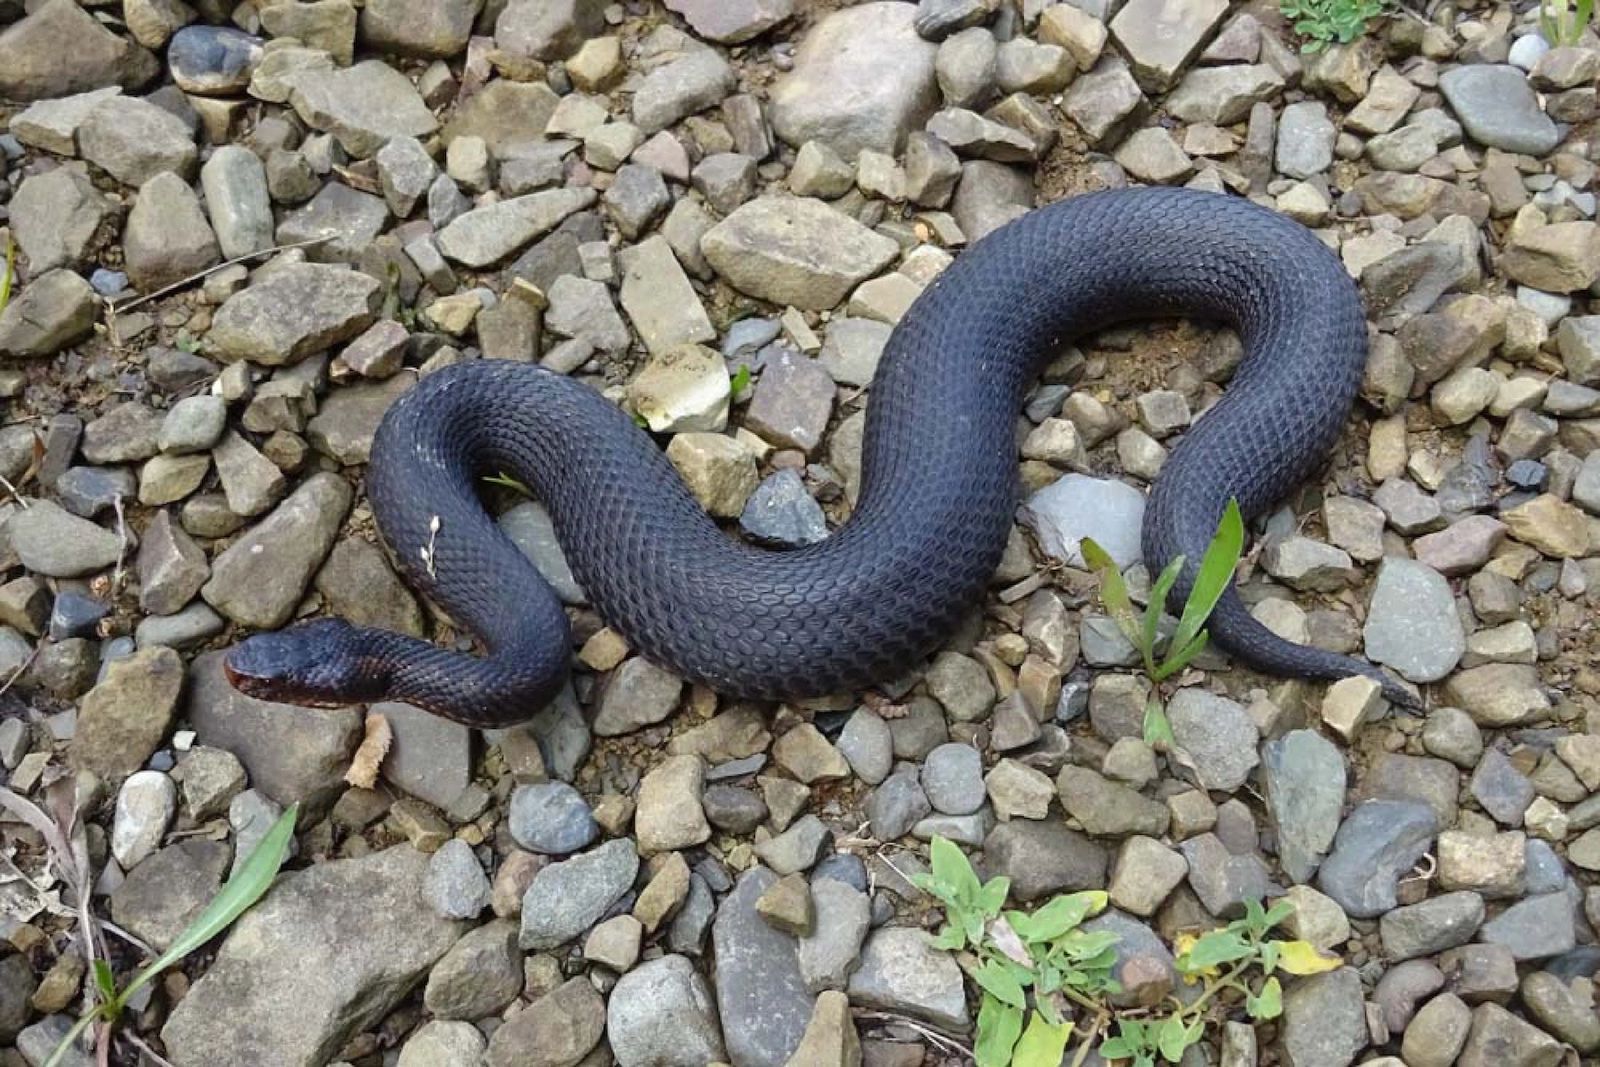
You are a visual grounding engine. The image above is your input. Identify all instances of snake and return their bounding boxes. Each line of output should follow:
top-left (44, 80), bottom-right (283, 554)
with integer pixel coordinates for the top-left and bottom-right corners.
top-left (224, 187), bottom-right (1418, 726)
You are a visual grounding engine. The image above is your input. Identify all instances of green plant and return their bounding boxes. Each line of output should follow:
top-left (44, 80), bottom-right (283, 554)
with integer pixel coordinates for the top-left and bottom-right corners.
top-left (730, 363), bottom-right (752, 397)
top-left (1081, 498), bottom-right (1244, 747)
top-left (1541, 0), bottom-right (1596, 44)
top-left (483, 470), bottom-right (534, 496)
top-left (913, 838), bottom-right (1119, 1066)
top-left (44, 805), bottom-right (298, 1067)
top-left (1279, 0), bottom-right (1389, 51)
top-left (1, 238), bottom-right (16, 315)
top-left (914, 838), bottom-right (1343, 1066)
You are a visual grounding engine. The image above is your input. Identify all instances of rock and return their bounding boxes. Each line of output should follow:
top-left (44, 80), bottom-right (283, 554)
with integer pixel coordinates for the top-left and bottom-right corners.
top-left (714, 867), bottom-right (815, 1067)
top-left (950, 159), bottom-right (1033, 241)
top-left (702, 196), bottom-right (898, 310)
top-left (424, 919), bottom-right (523, 1021)
top-left (619, 236), bottom-right (716, 356)
top-left (665, 0), bottom-right (794, 43)
top-left (636, 755), bottom-right (711, 854)
top-left (284, 60), bottom-right (437, 158)
top-left (274, 183), bottom-right (390, 263)
top-left (744, 349), bottom-right (835, 453)
top-left (799, 879), bottom-right (871, 992)
top-left (1317, 801), bottom-right (1438, 918)
top-left (785, 990), bottom-right (861, 1067)
top-left (1109, 836), bottom-right (1189, 917)
top-left (1166, 64), bottom-right (1284, 125)
top-left (202, 473), bottom-right (351, 627)
top-left (1437, 829), bottom-right (1527, 898)
top-left (509, 782), bottom-right (598, 855)
top-left (770, 3), bottom-right (939, 159)
top-left (0, 0), bottom-right (156, 102)
top-left (1480, 892), bottom-right (1575, 961)
top-left (1521, 972), bottom-right (1600, 1053)
top-left (187, 650), bottom-right (362, 815)
top-left (1403, 993), bottom-right (1472, 1067)
top-left (519, 838), bottom-right (639, 950)
top-left (755, 814), bottom-right (831, 876)
top-left (983, 819), bottom-right (1107, 902)
top-left (495, 0), bottom-right (605, 60)
top-left (848, 927), bottom-right (967, 1030)
top-left (398, 1021), bottom-right (486, 1067)
top-left (628, 343), bottom-right (729, 433)
top-left (69, 647), bottom-right (182, 780)
top-left (1276, 100), bottom-right (1336, 179)
top-left (1180, 831), bottom-right (1276, 918)
top-left (111, 770), bottom-right (177, 869)
top-left (1501, 221), bottom-right (1600, 293)
top-left (1439, 64), bottom-right (1560, 155)
top-left (438, 187), bottom-right (598, 270)
top-left (315, 540), bottom-right (424, 638)
top-left (1113, 127), bottom-right (1193, 183)
top-left (837, 709), bottom-right (893, 786)
top-left (124, 171), bottom-right (219, 292)
top-left (0, 270), bottom-right (100, 359)
top-left (1109, 0), bottom-right (1229, 92)
top-left (1281, 968), bottom-right (1369, 1067)
top-left (1021, 473), bottom-right (1144, 568)
top-left (740, 469), bottom-right (829, 547)
top-left (593, 657), bottom-right (683, 736)
top-left (1381, 892), bottom-right (1486, 960)
top-left (200, 146), bottom-right (273, 260)
top-left (928, 107), bottom-right (1041, 163)
top-left (208, 264), bottom-right (379, 365)
top-left (1167, 689), bottom-right (1258, 792)
top-left (602, 954), bottom-right (726, 1065)
top-left (423, 839), bottom-right (491, 920)
top-left (112, 839), bottom-right (231, 951)
top-left (174, 746), bottom-right (247, 822)
top-left (866, 767), bottom-right (933, 841)
top-left (920, 744), bottom-right (985, 815)
top-left (1362, 558), bottom-right (1465, 683)
top-left (360, 0), bottom-right (478, 57)
top-left (9, 167), bottom-right (116, 275)
top-left (1445, 663), bottom-right (1551, 727)
top-left (161, 847), bottom-right (466, 1066)
top-left (8, 499), bottom-right (121, 577)
top-left (1458, 1002), bottom-right (1566, 1066)
top-left (78, 95), bottom-right (195, 187)
top-left (484, 977), bottom-right (605, 1067)
top-left (500, 501), bottom-right (586, 607)
top-left (545, 274), bottom-right (629, 354)
top-left (1470, 748), bottom-right (1535, 826)
top-left (1503, 493), bottom-right (1591, 558)
top-left (632, 49), bottom-right (737, 135)
top-left (168, 26), bottom-right (263, 95)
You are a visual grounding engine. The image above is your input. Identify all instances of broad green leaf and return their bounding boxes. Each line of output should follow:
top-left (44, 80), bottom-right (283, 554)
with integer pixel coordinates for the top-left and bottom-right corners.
top-left (929, 836), bottom-right (981, 906)
top-left (974, 997), bottom-right (1024, 1067)
top-left (1152, 630), bottom-right (1208, 682)
top-left (973, 959), bottom-right (1026, 1009)
top-left (1010, 891), bottom-right (1107, 944)
top-left (1035, 993), bottom-right (1064, 1028)
top-left (977, 875), bottom-right (1011, 918)
top-left (1167, 497), bottom-right (1243, 664)
top-left (1058, 929), bottom-right (1120, 960)
top-left (730, 363), bottom-right (752, 396)
top-left (930, 924), bottom-right (966, 952)
top-left (1247, 976), bottom-right (1284, 1020)
top-left (1263, 897), bottom-right (1296, 930)
top-left (1098, 1036), bottom-right (1134, 1059)
top-left (1272, 939), bottom-right (1343, 975)
top-left (92, 960), bottom-right (115, 1006)
top-left (1156, 1015), bottom-right (1195, 1063)
top-left (1142, 554), bottom-right (1184, 665)
top-left (1013, 1012), bottom-right (1071, 1067)
top-left (114, 803), bottom-right (298, 1012)
top-left (1142, 697), bottom-right (1176, 750)
top-left (1258, 939), bottom-right (1280, 974)
top-left (1176, 929), bottom-right (1253, 974)
top-left (1082, 538), bottom-right (1144, 648)
top-left (1242, 898), bottom-right (1269, 936)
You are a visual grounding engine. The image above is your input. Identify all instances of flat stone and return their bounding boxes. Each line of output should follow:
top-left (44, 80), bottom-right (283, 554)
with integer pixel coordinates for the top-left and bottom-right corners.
top-left (1166, 63), bottom-right (1285, 125)
top-left (1439, 64), bottom-right (1560, 156)
top-left (111, 839), bottom-right (231, 951)
top-left (314, 538), bottom-right (424, 638)
top-left (1501, 221), bottom-right (1600, 293)
top-left (770, 2), bottom-right (939, 159)
top-left (305, 371), bottom-right (414, 466)
top-left (442, 80), bottom-right (560, 154)
top-left (208, 263), bottom-right (380, 365)
top-left (78, 95), bottom-right (196, 187)
top-left (1020, 473), bottom-right (1145, 568)
top-left (0, 270), bottom-right (99, 359)
top-left (1317, 801), bottom-right (1438, 918)
top-left (665, 0), bottom-right (793, 43)
top-left (484, 976), bottom-right (605, 1067)
top-left (424, 920), bottom-right (522, 1021)
top-left (1480, 892), bottom-right (1576, 962)
top-left (847, 927), bottom-right (967, 1031)
top-left (162, 847), bottom-right (466, 1067)
top-left (494, 0), bottom-right (606, 60)
top-left (8, 499), bottom-right (122, 577)
top-left (702, 196), bottom-right (899, 310)
top-left (286, 59), bottom-right (438, 157)
top-left (607, 954), bottom-right (727, 1065)
top-left (519, 838), bottom-right (640, 950)
top-left (124, 171), bottom-right (220, 292)
top-left (1458, 1002), bottom-right (1566, 1067)
top-left (360, 0), bottom-right (479, 58)
top-left (1381, 892), bottom-right (1486, 961)
top-left (1167, 688), bottom-right (1259, 792)
top-left (201, 472), bottom-right (351, 628)
top-left (1445, 663), bottom-right (1551, 727)
top-left (1363, 557), bottom-right (1466, 683)
top-left (713, 867), bottom-right (815, 1067)
top-left (1109, 0), bottom-right (1229, 92)
top-left (70, 647), bottom-right (183, 781)
top-left (377, 701), bottom-right (471, 811)
top-left (618, 236), bottom-right (715, 356)
top-left (632, 48), bottom-right (737, 135)
top-left (9, 167), bottom-right (116, 275)
top-left (1281, 967), bottom-right (1369, 1067)
top-left (636, 754), bottom-right (711, 854)
top-left (200, 145), bottom-right (274, 259)
top-left (0, 0), bottom-right (154, 102)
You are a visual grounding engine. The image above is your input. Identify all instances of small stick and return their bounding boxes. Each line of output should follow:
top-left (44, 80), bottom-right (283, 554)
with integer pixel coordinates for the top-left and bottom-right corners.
top-left (106, 237), bottom-right (334, 316)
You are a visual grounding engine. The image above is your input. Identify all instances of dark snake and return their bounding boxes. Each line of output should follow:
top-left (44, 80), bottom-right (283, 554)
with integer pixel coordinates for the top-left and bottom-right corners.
top-left (224, 187), bottom-right (1418, 726)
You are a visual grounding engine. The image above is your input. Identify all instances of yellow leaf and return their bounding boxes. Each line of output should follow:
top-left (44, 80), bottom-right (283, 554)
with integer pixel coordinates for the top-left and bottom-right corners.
top-left (1272, 940), bottom-right (1342, 975)
top-left (344, 712), bottom-right (392, 789)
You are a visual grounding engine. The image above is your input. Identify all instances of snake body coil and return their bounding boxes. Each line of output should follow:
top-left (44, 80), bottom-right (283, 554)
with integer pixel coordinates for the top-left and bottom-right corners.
top-left (225, 188), bottom-right (1413, 725)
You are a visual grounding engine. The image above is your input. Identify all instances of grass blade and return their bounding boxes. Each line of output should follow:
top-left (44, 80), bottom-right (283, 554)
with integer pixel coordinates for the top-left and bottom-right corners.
top-left (1142, 555), bottom-right (1184, 667)
top-left (1165, 498), bottom-right (1243, 671)
top-left (113, 803), bottom-right (298, 1011)
top-left (0, 239), bottom-right (15, 315)
top-left (1081, 538), bottom-right (1144, 652)
top-left (40, 1010), bottom-right (99, 1067)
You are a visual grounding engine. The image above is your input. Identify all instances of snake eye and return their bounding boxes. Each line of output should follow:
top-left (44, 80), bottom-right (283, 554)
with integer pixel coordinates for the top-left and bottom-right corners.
top-left (224, 619), bottom-right (376, 708)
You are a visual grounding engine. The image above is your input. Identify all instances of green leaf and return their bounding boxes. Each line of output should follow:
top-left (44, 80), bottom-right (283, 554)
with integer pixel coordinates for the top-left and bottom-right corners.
top-left (1176, 929), bottom-right (1254, 974)
top-left (1058, 929), bottom-right (1120, 960)
top-left (1081, 538), bottom-right (1144, 649)
top-left (1098, 1036), bottom-right (1133, 1059)
top-left (1151, 630), bottom-right (1208, 682)
top-left (1156, 1015), bottom-right (1198, 1063)
top-left (1013, 1012), bottom-right (1072, 1067)
top-left (483, 471), bottom-right (533, 497)
top-left (1008, 890), bottom-right (1107, 944)
top-left (1142, 697), bottom-right (1176, 750)
top-left (1263, 897), bottom-right (1296, 930)
top-left (929, 836), bottom-right (981, 906)
top-left (1142, 554), bottom-right (1184, 663)
top-left (730, 363), bottom-right (752, 396)
top-left (974, 996), bottom-right (1024, 1067)
top-left (973, 958), bottom-right (1027, 1009)
top-left (92, 960), bottom-right (115, 1006)
top-left (930, 924), bottom-right (966, 952)
top-left (1247, 976), bottom-right (1284, 1020)
top-left (0, 239), bottom-right (14, 316)
top-left (1166, 497), bottom-right (1243, 670)
top-left (977, 875), bottom-right (1010, 918)
top-left (113, 803), bottom-right (298, 1013)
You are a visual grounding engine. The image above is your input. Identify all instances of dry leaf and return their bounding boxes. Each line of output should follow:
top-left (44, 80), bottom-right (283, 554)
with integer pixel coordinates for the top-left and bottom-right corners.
top-left (345, 713), bottom-right (392, 789)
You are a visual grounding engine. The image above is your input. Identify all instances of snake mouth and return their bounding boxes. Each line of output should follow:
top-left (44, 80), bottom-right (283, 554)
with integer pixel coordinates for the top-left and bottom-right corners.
top-left (223, 620), bottom-right (381, 708)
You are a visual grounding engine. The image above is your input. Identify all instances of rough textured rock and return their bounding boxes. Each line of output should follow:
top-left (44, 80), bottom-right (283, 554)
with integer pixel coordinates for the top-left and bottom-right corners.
top-left (702, 196), bottom-right (899, 309)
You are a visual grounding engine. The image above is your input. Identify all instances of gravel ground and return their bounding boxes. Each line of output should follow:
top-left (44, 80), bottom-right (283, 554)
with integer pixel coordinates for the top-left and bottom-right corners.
top-left (1, 0), bottom-right (1599, 1066)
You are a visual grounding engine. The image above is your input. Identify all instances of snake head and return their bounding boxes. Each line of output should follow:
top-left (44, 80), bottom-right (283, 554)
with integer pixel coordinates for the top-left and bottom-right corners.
top-left (224, 618), bottom-right (391, 708)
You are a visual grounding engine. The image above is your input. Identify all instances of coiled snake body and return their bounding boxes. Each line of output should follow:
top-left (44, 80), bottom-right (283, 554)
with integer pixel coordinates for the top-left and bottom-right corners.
top-left (225, 188), bottom-right (1415, 725)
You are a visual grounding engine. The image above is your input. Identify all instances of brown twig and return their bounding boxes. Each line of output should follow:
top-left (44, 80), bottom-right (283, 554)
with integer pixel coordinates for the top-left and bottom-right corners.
top-left (105, 236), bottom-right (334, 316)
top-left (855, 1011), bottom-right (974, 1060)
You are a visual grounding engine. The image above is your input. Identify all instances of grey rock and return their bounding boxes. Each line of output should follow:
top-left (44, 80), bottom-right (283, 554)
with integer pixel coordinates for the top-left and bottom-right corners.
top-left (436, 187), bottom-right (597, 268)
top-left (1065, 56), bottom-right (1146, 146)
top-left (124, 171), bottom-right (219, 293)
top-left (770, 3), bottom-right (939, 159)
top-left (1458, 1001), bottom-right (1565, 1065)
top-left (713, 867), bottom-right (815, 1067)
top-left (836, 708), bottom-right (893, 786)
top-left (1167, 689), bottom-right (1259, 792)
top-left (702, 196), bottom-right (899, 310)
top-left (798, 878), bottom-right (871, 992)
top-left (9, 167), bottom-right (115, 274)
top-left (983, 819), bottom-right (1107, 902)
top-left (1180, 832), bottom-right (1277, 918)
top-left (214, 430), bottom-right (287, 516)
top-left (161, 847), bottom-right (467, 1067)
top-left (1480, 892), bottom-right (1577, 961)
top-left (370, 700), bottom-right (469, 811)
top-left (77, 95), bottom-right (196, 186)
top-left (847, 927), bottom-right (968, 1030)
top-left (500, 501), bottom-right (586, 605)
top-left (545, 274), bottom-right (630, 354)
top-left (740, 469), bottom-right (828, 547)
top-left (509, 781), bottom-right (598, 855)
top-left (921, 743), bottom-right (986, 815)
top-left (1166, 64), bottom-right (1284, 126)
top-left (867, 766), bottom-right (933, 840)
top-left (424, 919), bottom-right (522, 1021)
top-left (593, 656), bottom-right (682, 736)
top-left (1439, 64), bottom-right (1560, 156)
top-left (1021, 473), bottom-right (1144, 568)
top-left (485, 977), bottom-right (604, 1067)
top-left (935, 27), bottom-right (997, 110)
top-left (84, 401), bottom-right (162, 463)
top-left (1381, 892), bottom-right (1486, 961)
top-left (1108, 0), bottom-right (1228, 92)
top-left (1403, 992), bottom-right (1472, 1067)
top-left (1281, 968), bottom-right (1369, 1067)
top-left (188, 650), bottom-right (362, 816)
top-left (1318, 801), bottom-right (1439, 918)
top-left (286, 60), bottom-right (438, 157)
top-left (950, 159), bottom-right (1033, 241)
top-left (423, 839), bottom-right (491, 920)
top-left (202, 472), bottom-right (351, 628)
top-left (607, 954), bottom-right (727, 1065)
top-left (276, 182), bottom-right (389, 263)
top-left (305, 373), bottom-right (413, 466)
top-left (168, 25), bottom-right (263, 95)
top-left (9, 500), bottom-right (121, 577)
top-left (1470, 748), bottom-right (1535, 827)
top-left (111, 770), bottom-right (177, 869)
top-left (619, 236), bottom-right (715, 355)
top-left (519, 838), bottom-right (639, 950)
top-left (1275, 100), bottom-right (1336, 179)
top-left (208, 263), bottom-right (380, 366)
top-left (398, 1021), bottom-right (486, 1067)
top-left (495, 0), bottom-right (605, 60)
top-left (200, 146), bottom-right (273, 259)
top-left (1363, 557), bottom-right (1466, 683)
top-left (0, 0), bottom-right (153, 102)
top-left (376, 136), bottom-right (437, 217)
top-left (0, 270), bottom-right (99, 358)
top-left (112, 840), bottom-right (230, 952)
top-left (632, 49), bottom-right (737, 135)
top-left (360, 0), bottom-right (479, 58)
top-left (753, 814), bottom-right (831, 876)
top-left (315, 539), bottom-right (424, 638)
top-left (1521, 971), bottom-right (1600, 1054)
